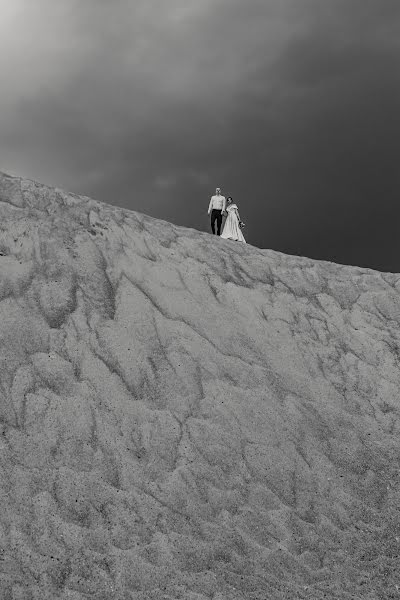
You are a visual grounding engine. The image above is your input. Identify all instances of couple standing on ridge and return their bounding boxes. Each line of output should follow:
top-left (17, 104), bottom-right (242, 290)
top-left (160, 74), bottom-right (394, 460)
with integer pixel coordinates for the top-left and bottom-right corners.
top-left (207, 187), bottom-right (246, 243)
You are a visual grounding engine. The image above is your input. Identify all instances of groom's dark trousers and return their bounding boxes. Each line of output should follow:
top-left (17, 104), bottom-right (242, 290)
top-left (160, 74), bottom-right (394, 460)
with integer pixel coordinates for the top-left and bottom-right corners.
top-left (210, 209), bottom-right (223, 235)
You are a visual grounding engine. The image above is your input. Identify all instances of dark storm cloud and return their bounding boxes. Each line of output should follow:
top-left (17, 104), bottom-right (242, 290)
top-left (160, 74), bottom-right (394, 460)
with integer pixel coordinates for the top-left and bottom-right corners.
top-left (262, 0), bottom-right (400, 269)
top-left (1, 0), bottom-right (399, 269)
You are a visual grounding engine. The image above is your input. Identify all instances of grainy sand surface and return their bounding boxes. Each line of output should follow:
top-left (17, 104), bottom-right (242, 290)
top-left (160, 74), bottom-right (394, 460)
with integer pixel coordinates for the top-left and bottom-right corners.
top-left (0, 171), bottom-right (399, 599)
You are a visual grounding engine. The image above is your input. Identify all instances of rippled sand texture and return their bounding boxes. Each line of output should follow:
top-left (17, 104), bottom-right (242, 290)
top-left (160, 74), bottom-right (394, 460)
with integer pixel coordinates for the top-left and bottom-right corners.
top-left (0, 171), bottom-right (400, 599)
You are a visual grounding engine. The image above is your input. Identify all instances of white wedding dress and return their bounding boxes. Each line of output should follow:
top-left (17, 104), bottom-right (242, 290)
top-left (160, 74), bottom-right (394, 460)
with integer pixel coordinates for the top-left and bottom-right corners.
top-left (221, 204), bottom-right (246, 243)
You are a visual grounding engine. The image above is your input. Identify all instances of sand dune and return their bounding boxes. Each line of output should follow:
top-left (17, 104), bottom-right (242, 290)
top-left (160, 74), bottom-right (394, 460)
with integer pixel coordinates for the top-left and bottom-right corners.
top-left (0, 171), bottom-right (399, 599)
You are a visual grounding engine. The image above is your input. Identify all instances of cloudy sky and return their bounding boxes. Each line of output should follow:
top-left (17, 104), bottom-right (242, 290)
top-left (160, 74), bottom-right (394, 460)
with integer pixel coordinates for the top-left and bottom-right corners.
top-left (1, 0), bottom-right (399, 270)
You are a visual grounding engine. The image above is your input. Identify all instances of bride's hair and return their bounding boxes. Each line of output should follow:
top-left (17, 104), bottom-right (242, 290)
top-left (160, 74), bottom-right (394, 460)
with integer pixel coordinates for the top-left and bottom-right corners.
top-left (226, 197), bottom-right (233, 204)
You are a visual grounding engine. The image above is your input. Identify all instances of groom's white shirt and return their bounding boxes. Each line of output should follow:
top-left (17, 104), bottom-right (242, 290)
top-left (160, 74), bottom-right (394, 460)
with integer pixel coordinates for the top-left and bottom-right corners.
top-left (208, 195), bottom-right (226, 213)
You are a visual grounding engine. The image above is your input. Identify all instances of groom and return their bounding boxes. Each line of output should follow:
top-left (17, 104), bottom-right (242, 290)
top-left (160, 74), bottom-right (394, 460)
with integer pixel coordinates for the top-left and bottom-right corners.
top-left (208, 187), bottom-right (226, 236)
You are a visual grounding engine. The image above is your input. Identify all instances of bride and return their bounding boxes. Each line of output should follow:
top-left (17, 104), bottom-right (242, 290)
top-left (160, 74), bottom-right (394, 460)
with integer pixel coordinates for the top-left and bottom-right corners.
top-left (221, 197), bottom-right (246, 243)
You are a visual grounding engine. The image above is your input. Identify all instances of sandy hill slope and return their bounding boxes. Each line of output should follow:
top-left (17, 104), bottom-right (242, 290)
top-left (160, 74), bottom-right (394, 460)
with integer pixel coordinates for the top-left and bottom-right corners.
top-left (0, 171), bottom-right (400, 600)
